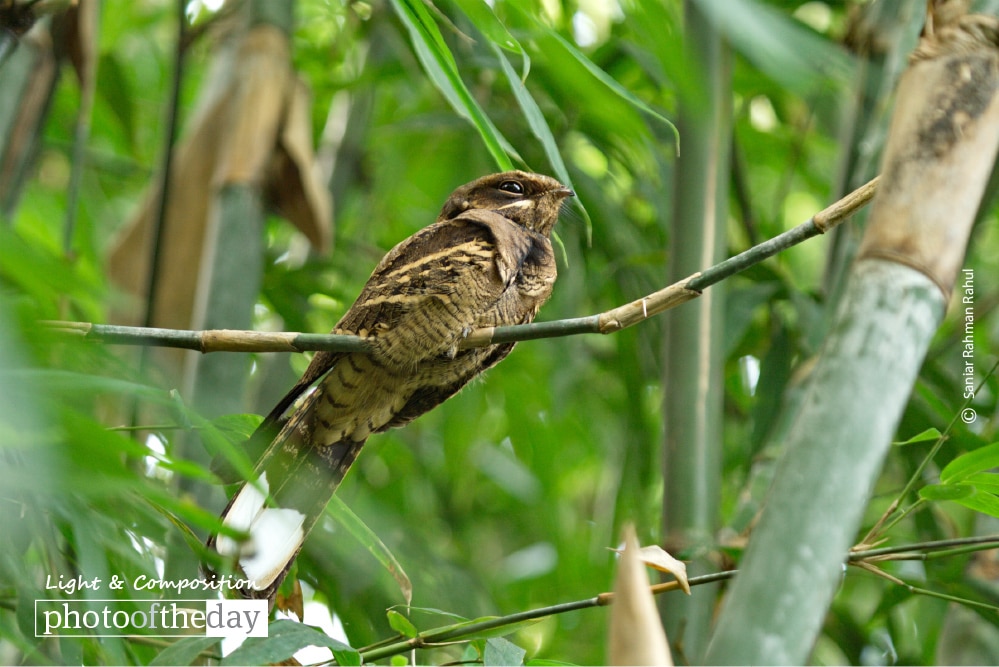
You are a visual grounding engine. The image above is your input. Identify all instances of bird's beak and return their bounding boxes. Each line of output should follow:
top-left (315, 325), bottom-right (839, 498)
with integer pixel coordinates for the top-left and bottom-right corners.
top-left (554, 187), bottom-right (575, 199)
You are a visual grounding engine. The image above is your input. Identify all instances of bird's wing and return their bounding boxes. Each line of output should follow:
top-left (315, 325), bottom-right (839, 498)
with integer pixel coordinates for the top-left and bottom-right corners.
top-left (337, 209), bottom-right (536, 369)
top-left (250, 208), bottom-right (533, 440)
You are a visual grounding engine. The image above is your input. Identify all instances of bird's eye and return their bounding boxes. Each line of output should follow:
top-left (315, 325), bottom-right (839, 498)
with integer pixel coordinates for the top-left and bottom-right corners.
top-left (498, 180), bottom-right (525, 195)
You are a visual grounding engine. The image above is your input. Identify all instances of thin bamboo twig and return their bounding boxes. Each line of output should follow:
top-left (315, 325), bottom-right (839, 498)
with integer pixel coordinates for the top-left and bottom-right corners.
top-left (359, 571), bottom-right (736, 662)
top-left (861, 358), bottom-right (999, 546)
top-left (358, 529), bottom-right (999, 663)
top-left (43, 176), bottom-right (881, 355)
top-left (125, 0), bottom-right (188, 436)
top-left (852, 559), bottom-right (999, 613)
top-left (849, 534), bottom-right (999, 561)
top-left (142, 0), bottom-right (186, 329)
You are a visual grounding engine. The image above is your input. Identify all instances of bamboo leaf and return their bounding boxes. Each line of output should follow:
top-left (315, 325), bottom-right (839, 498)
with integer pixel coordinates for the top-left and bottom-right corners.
top-left (919, 483), bottom-right (974, 502)
top-left (403, 605), bottom-right (470, 622)
top-left (484, 637), bottom-right (527, 666)
top-left (389, 0), bottom-right (516, 170)
top-left (941, 442), bottom-right (999, 484)
top-left (541, 29), bottom-right (678, 151)
top-left (328, 494), bottom-right (413, 605)
top-left (211, 413), bottom-right (263, 442)
top-left (894, 428), bottom-right (943, 446)
top-left (387, 609), bottom-right (419, 638)
top-left (451, 0), bottom-right (529, 76)
top-left (965, 472), bottom-right (999, 495)
top-left (692, 0), bottom-right (852, 93)
top-left (953, 489), bottom-right (999, 520)
top-left (426, 614), bottom-right (543, 643)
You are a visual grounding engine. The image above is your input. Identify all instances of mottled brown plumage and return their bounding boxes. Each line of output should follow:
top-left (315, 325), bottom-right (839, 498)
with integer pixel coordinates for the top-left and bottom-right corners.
top-left (206, 171), bottom-right (573, 599)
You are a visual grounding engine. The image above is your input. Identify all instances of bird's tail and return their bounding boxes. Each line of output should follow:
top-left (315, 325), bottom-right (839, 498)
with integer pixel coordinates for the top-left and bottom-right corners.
top-left (205, 389), bottom-right (365, 601)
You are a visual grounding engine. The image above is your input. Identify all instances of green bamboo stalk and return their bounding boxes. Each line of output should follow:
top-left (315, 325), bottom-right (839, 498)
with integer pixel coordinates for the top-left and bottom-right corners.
top-left (704, 10), bottom-right (999, 663)
top-left (700, 267), bottom-right (955, 664)
top-left (659, 1), bottom-right (730, 659)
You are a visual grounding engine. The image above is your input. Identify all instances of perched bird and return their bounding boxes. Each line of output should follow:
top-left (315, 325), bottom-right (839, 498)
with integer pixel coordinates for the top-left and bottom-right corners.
top-left (206, 170), bottom-right (574, 600)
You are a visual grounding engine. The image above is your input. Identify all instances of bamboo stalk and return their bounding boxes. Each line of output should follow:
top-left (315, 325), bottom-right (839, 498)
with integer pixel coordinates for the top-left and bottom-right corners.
top-left (705, 7), bottom-right (999, 664)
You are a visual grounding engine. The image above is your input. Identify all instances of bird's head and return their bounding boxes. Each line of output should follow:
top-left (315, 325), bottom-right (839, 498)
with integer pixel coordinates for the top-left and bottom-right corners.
top-left (438, 170), bottom-right (575, 236)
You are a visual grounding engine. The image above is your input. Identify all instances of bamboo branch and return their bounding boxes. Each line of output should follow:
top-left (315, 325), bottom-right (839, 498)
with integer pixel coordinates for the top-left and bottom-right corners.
top-left (44, 176), bottom-right (880, 354)
top-left (355, 530), bottom-right (998, 663)
top-left (358, 571), bottom-right (735, 663)
top-left (41, 321), bottom-right (370, 354)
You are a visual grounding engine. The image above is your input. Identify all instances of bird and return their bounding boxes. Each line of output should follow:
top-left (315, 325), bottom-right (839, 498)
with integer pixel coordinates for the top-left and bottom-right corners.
top-left (205, 170), bottom-right (574, 600)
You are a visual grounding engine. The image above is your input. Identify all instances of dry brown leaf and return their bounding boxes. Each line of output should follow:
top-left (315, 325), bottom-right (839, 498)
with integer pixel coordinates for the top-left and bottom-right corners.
top-left (0, 19), bottom-right (58, 201)
top-left (214, 25), bottom-right (291, 184)
top-left (107, 89), bottom-right (225, 333)
top-left (269, 78), bottom-right (333, 252)
top-left (65, 0), bottom-right (97, 89)
top-left (611, 543), bottom-right (690, 595)
top-left (608, 524), bottom-right (673, 666)
top-left (107, 23), bottom-right (332, 343)
top-left (275, 577), bottom-right (305, 621)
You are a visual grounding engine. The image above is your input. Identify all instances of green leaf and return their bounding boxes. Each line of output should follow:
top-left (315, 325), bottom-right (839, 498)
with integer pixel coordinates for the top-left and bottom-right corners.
top-left (96, 53), bottom-right (137, 152)
top-left (329, 494), bottom-right (413, 605)
top-left (0, 227), bottom-right (103, 314)
top-left (149, 636), bottom-right (223, 666)
top-left (538, 26), bottom-right (678, 151)
top-left (941, 442), bottom-right (999, 483)
top-left (389, 0), bottom-right (516, 170)
top-left (919, 483), bottom-right (974, 501)
top-left (181, 405), bottom-right (258, 484)
top-left (404, 605), bottom-right (470, 622)
top-left (953, 489), bottom-right (999, 520)
top-left (484, 637), bottom-right (527, 666)
top-left (450, 0), bottom-right (528, 73)
top-left (965, 472), bottom-right (999, 495)
top-left (222, 619), bottom-right (360, 666)
top-left (894, 428), bottom-right (943, 446)
top-left (211, 413), bottom-right (263, 442)
top-left (387, 609), bottom-right (419, 638)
